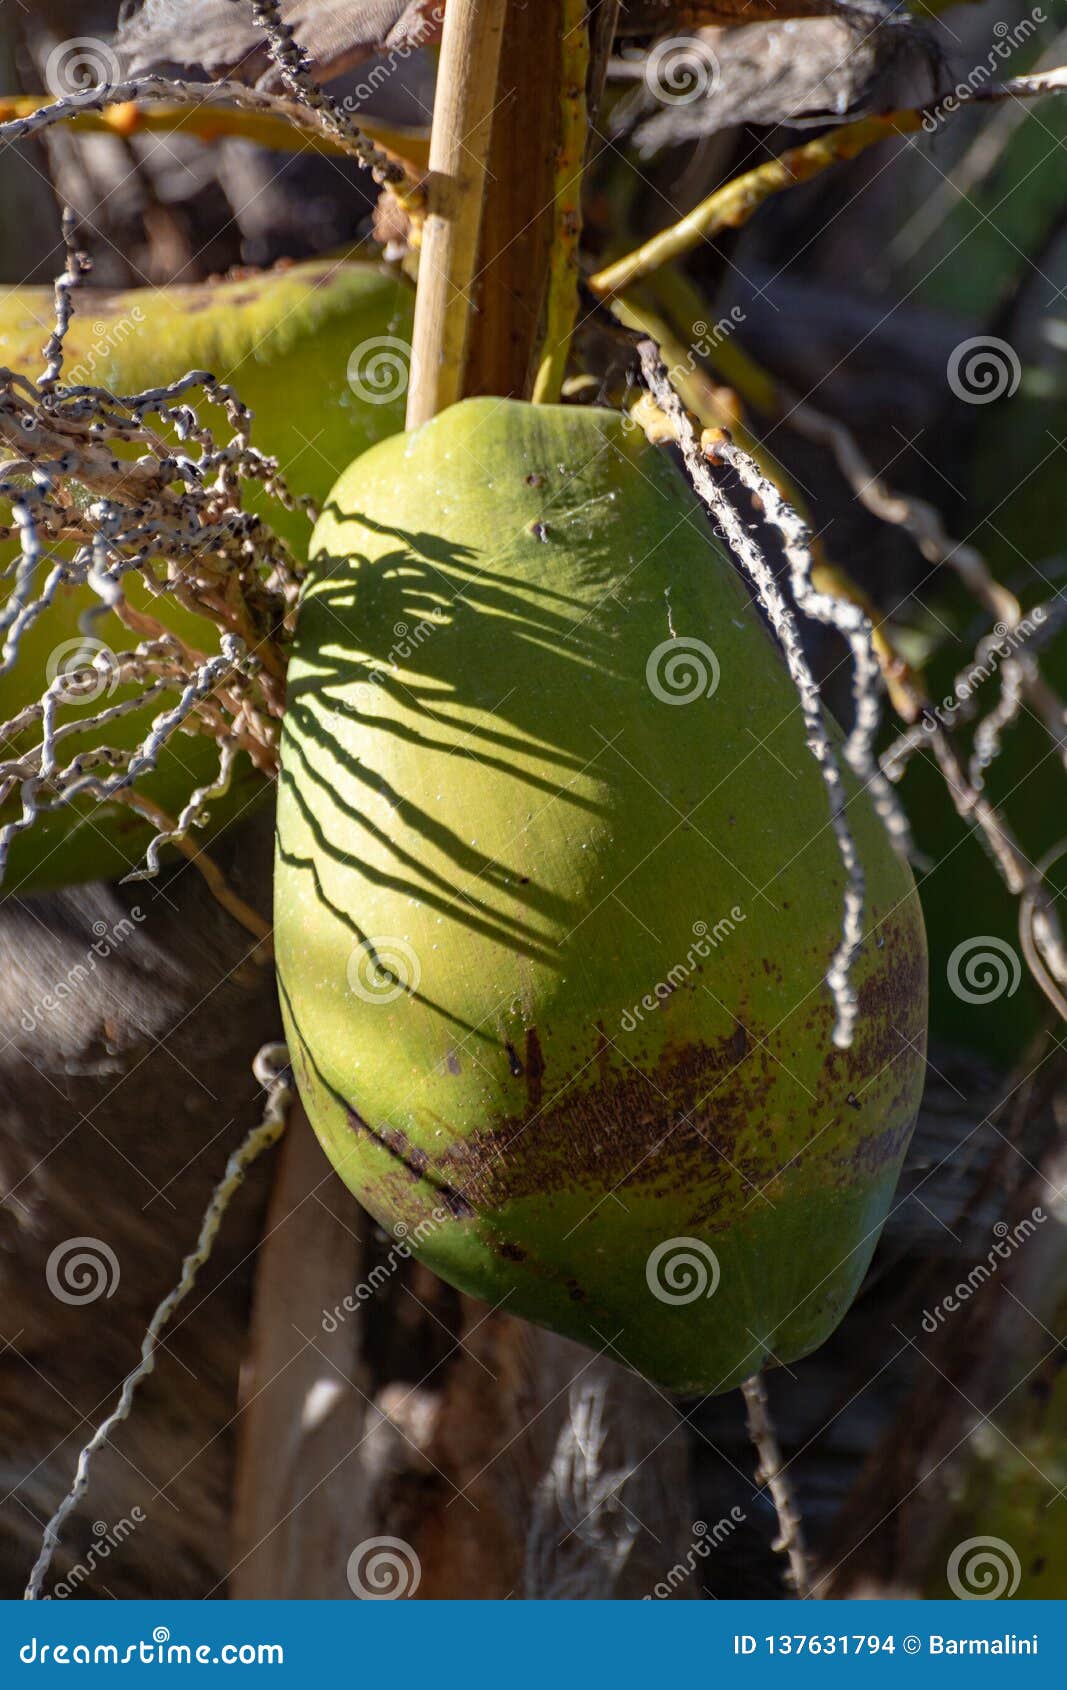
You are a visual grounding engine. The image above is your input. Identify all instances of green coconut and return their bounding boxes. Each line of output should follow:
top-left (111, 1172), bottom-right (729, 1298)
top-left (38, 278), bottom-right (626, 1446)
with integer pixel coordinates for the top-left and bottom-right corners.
top-left (274, 397), bottom-right (928, 1393)
top-left (1, 256), bottom-right (413, 893)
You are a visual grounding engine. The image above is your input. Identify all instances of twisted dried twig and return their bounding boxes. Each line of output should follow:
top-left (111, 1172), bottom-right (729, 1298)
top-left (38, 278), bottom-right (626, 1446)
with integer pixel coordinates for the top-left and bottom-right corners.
top-left (24, 1044), bottom-right (293, 1601)
top-left (708, 434), bottom-right (913, 858)
top-left (0, 76), bottom-right (421, 199)
top-left (787, 397), bottom-right (1067, 778)
top-left (703, 349), bottom-right (1067, 1023)
top-left (1, 230), bottom-right (305, 885)
top-left (639, 340), bottom-right (870, 1049)
top-left (741, 1372), bottom-right (810, 1599)
top-left (227, 0), bottom-right (415, 188)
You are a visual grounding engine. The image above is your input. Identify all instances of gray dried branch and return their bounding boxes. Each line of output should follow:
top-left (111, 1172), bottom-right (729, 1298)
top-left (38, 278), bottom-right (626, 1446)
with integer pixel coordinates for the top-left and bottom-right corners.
top-left (639, 340), bottom-right (870, 1050)
top-left (0, 72), bottom-right (412, 191)
top-left (741, 1371), bottom-right (810, 1599)
top-left (907, 724), bottom-right (1067, 1010)
top-left (125, 738), bottom-right (242, 881)
top-left (39, 209), bottom-right (89, 393)
top-left (227, 0), bottom-right (410, 180)
top-left (785, 395), bottom-right (1067, 1021)
top-left (787, 396), bottom-right (1067, 756)
top-left (1, 249), bottom-right (306, 886)
top-left (710, 435), bottom-right (913, 857)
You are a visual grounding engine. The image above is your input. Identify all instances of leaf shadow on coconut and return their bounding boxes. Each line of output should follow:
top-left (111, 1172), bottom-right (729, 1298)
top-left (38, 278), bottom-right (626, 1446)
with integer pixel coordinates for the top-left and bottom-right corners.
top-left (279, 509), bottom-right (630, 975)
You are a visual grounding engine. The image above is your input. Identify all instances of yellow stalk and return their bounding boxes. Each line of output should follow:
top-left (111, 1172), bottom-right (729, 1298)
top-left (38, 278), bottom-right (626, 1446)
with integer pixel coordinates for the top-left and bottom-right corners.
top-left (0, 92), bottom-right (429, 175)
top-left (588, 115), bottom-right (922, 300)
top-left (405, 0), bottom-right (508, 427)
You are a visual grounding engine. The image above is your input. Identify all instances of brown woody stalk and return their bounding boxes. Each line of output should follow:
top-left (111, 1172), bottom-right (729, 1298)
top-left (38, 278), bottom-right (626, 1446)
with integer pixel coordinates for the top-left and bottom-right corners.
top-left (405, 0), bottom-right (508, 426)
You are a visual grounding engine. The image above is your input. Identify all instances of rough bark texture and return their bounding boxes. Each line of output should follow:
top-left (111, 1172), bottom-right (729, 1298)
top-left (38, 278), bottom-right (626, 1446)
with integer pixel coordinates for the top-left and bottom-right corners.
top-left (0, 817), bottom-right (280, 1600)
